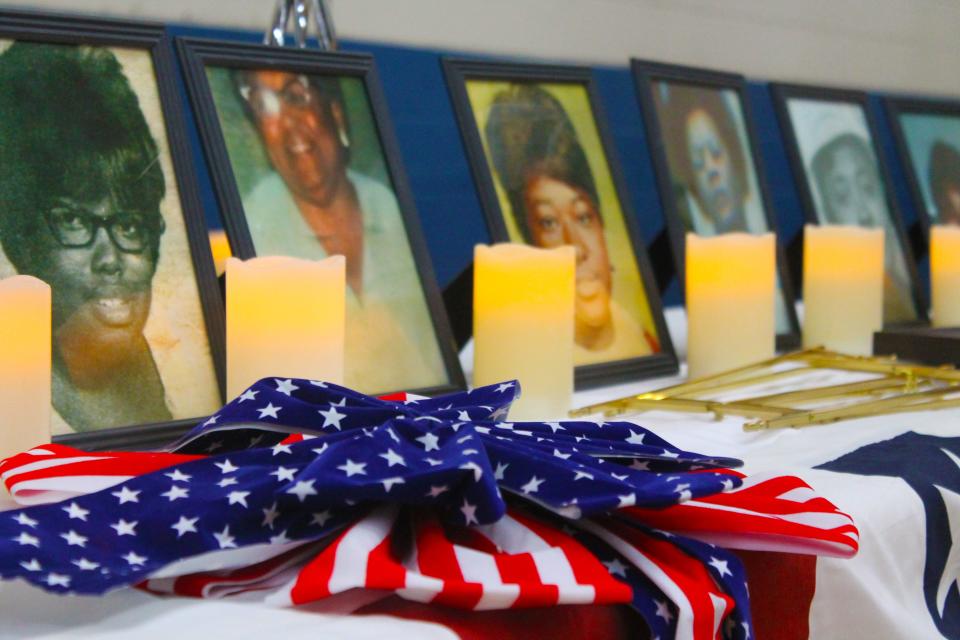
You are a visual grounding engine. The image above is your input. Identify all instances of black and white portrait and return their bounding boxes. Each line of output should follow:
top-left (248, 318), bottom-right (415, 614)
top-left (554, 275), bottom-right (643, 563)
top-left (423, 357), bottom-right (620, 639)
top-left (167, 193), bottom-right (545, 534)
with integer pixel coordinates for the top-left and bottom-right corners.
top-left (0, 41), bottom-right (221, 434)
top-left (785, 97), bottom-right (919, 323)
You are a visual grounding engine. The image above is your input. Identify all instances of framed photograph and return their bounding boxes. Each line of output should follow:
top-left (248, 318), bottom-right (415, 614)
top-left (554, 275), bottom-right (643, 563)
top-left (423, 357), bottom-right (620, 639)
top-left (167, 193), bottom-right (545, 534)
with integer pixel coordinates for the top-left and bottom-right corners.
top-left (631, 60), bottom-right (801, 349)
top-left (885, 96), bottom-right (960, 235)
top-left (772, 83), bottom-right (926, 325)
top-left (0, 10), bottom-right (226, 450)
top-left (177, 38), bottom-right (465, 397)
top-left (443, 59), bottom-right (678, 387)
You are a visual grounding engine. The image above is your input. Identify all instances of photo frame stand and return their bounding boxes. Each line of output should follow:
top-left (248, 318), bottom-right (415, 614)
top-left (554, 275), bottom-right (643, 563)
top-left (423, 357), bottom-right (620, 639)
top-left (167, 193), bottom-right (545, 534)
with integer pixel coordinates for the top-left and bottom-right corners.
top-left (572, 348), bottom-right (960, 431)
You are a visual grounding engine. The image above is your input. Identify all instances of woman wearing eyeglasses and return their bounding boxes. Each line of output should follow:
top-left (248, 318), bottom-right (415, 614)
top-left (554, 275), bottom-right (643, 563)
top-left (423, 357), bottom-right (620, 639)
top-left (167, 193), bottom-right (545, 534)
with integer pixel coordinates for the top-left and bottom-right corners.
top-left (226, 69), bottom-right (447, 394)
top-left (0, 44), bottom-right (171, 432)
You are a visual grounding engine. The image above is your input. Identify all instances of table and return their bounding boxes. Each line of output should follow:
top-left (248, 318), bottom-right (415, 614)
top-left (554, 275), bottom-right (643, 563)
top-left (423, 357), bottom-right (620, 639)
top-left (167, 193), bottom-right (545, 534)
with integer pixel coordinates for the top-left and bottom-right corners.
top-left (2, 307), bottom-right (957, 639)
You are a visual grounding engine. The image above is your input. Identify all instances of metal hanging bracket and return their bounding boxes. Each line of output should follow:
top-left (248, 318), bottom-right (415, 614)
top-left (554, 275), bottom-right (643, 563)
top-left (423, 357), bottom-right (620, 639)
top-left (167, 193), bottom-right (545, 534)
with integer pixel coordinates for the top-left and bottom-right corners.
top-left (265, 0), bottom-right (338, 50)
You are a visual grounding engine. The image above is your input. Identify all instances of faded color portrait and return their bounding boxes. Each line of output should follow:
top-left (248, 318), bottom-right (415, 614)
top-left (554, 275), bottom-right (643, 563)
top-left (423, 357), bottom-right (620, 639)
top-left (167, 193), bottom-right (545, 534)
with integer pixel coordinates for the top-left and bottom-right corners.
top-left (206, 66), bottom-right (447, 394)
top-left (898, 111), bottom-right (960, 226)
top-left (653, 81), bottom-right (792, 334)
top-left (0, 41), bottom-right (221, 434)
top-left (466, 80), bottom-right (661, 366)
top-left (786, 98), bottom-right (919, 323)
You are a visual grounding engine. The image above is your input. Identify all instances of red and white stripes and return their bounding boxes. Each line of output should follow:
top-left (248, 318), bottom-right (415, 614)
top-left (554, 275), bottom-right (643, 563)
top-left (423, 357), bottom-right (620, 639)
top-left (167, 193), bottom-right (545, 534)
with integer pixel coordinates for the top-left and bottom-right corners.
top-left (267, 506), bottom-right (634, 610)
top-left (624, 471), bottom-right (859, 558)
top-left (1, 444), bottom-right (198, 505)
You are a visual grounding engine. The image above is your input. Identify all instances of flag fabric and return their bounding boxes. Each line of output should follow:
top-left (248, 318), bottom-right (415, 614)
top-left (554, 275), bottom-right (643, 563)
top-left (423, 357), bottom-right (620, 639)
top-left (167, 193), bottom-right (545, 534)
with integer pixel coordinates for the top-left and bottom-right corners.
top-left (0, 378), bottom-right (857, 640)
top-left (815, 432), bottom-right (960, 638)
top-left (624, 470), bottom-right (861, 558)
top-left (1, 445), bottom-right (202, 505)
top-left (591, 373), bottom-right (960, 640)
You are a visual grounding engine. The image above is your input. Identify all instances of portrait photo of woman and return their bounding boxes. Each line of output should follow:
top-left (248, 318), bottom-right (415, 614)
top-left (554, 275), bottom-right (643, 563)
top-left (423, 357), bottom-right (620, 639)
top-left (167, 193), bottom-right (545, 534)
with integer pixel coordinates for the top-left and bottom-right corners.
top-left (457, 76), bottom-right (667, 373)
top-left (647, 78), bottom-right (795, 337)
top-left (783, 96), bottom-right (921, 323)
top-left (0, 41), bottom-right (222, 435)
top-left (656, 83), bottom-right (765, 235)
top-left (892, 106), bottom-right (960, 227)
top-left (481, 83), bottom-right (659, 362)
top-left (928, 142), bottom-right (960, 225)
top-left (202, 63), bottom-right (451, 395)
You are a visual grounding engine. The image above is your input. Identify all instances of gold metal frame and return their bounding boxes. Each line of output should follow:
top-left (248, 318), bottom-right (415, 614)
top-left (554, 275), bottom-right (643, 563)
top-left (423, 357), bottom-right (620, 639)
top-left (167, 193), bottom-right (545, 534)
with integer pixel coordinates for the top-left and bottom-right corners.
top-left (571, 348), bottom-right (960, 430)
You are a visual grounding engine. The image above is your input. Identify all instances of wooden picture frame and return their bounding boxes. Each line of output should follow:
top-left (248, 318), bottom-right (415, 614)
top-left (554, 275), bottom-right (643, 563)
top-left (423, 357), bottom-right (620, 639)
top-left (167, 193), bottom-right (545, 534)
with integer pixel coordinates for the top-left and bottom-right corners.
top-left (631, 59), bottom-right (802, 350)
top-left (0, 9), bottom-right (226, 451)
top-left (772, 82), bottom-right (927, 325)
top-left (443, 58), bottom-right (678, 388)
top-left (177, 37), bottom-right (465, 398)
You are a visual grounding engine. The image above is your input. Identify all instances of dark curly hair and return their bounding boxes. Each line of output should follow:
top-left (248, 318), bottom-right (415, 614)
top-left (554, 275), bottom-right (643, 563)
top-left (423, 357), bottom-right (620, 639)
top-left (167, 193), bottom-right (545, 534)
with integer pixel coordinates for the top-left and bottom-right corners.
top-left (0, 42), bottom-right (165, 271)
top-left (483, 84), bottom-right (600, 242)
top-left (929, 140), bottom-right (960, 223)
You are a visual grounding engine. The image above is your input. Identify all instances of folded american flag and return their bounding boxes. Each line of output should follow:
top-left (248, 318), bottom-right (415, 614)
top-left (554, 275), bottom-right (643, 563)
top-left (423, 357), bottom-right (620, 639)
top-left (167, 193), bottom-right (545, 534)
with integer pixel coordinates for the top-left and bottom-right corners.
top-left (0, 379), bottom-right (858, 640)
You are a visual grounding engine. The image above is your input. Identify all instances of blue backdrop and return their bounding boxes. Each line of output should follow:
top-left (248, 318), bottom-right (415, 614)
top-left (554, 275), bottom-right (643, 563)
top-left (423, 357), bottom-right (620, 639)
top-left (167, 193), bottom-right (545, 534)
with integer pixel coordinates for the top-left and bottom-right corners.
top-left (167, 24), bottom-right (928, 306)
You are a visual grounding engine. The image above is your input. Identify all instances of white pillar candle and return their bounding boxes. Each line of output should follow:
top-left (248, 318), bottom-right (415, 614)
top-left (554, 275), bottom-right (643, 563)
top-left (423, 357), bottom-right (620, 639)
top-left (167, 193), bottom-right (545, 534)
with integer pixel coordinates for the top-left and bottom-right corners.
top-left (686, 232), bottom-right (776, 379)
top-left (208, 229), bottom-right (232, 278)
top-left (0, 276), bottom-right (51, 462)
top-left (473, 243), bottom-right (575, 420)
top-left (802, 225), bottom-right (884, 355)
top-left (930, 225), bottom-right (960, 327)
top-left (226, 255), bottom-right (345, 399)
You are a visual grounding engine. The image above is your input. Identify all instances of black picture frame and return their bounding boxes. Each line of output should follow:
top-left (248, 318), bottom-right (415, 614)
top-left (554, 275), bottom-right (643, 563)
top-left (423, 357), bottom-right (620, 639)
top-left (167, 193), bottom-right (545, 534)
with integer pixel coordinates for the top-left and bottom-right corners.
top-left (631, 59), bottom-right (802, 350)
top-left (0, 9), bottom-right (226, 451)
top-left (771, 82), bottom-right (928, 325)
top-left (176, 37), bottom-right (466, 398)
top-left (884, 95), bottom-right (960, 249)
top-left (442, 58), bottom-right (678, 388)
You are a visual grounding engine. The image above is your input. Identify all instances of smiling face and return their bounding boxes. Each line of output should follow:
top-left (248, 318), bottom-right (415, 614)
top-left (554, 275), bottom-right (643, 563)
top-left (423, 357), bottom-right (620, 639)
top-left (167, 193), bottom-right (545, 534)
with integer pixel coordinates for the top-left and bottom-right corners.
top-left (685, 108), bottom-right (739, 224)
top-left (523, 175), bottom-right (612, 335)
top-left (243, 70), bottom-right (348, 207)
top-left (814, 137), bottom-right (886, 226)
top-left (29, 190), bottom-right (159, 352)
top-left (0, 42), bottom-right (168, 377)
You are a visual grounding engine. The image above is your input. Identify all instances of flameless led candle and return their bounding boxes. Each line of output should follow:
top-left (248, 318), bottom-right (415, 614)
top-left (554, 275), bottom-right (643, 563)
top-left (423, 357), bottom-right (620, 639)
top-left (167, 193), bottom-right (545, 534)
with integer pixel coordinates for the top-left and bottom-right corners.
top-left (0, 276), bottom-right (51, 462)
top-left (802, 225), bottom-right (884, 355)
top-left (473, 243), bottom-right (575, 420)
top-left (226, 255), bottom-right (345, 399)
top-left (930, 225), bottom-right (960, 327)
top-left (208, 230), bottom-right (232, 278)
top-left (686, 233), bottom-right (776, 379)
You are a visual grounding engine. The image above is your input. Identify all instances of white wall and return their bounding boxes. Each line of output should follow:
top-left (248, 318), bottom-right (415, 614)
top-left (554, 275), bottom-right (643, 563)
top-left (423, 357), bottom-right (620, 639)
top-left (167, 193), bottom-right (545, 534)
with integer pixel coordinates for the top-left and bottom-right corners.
top-left (11, 0), bottom-right (960, 96)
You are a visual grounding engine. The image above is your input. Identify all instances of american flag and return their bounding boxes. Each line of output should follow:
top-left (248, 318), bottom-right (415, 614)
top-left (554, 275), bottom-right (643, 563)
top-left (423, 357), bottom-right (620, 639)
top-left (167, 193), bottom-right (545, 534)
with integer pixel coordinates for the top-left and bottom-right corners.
top-left (0, 378), bottom-right (858, 640)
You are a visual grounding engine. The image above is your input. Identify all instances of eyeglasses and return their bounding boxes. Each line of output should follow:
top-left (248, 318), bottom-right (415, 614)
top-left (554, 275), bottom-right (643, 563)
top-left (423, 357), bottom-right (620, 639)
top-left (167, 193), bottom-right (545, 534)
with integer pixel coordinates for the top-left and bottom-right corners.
top-left (244, 78), bottom-right (318, 118)
top-left (44, 203), bottom-right (165, 253)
